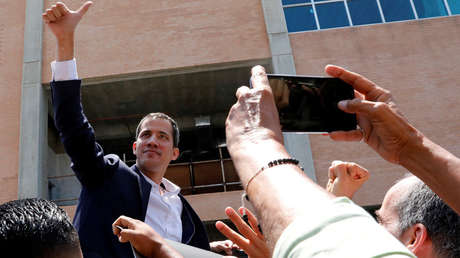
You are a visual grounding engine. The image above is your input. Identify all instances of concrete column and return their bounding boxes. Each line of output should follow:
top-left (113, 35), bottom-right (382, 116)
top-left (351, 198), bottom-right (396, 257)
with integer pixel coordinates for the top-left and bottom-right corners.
top-left (18, 0), bottom-right (48, 198)
top-left (260, 0), bottom-right (316, 181)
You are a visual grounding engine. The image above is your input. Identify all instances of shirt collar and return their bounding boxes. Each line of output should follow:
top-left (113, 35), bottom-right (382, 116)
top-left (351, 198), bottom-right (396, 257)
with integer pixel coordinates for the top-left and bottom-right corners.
top-left (141, 173), bottom-right (181, 195)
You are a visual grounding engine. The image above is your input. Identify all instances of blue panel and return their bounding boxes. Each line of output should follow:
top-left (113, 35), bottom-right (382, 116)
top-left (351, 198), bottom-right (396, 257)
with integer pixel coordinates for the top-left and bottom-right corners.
top-left (380, 0), bottom-right (415, 22)
top-left (282, 0), bottom-right (310, 5)
top-left (316, 2), bottom-right (350, 29)
top-left (448, 0), bottom-right (460, 14)
top-left (414, 0), bottom-right (448, 18)
top-left (284, 6), bottom-right (317, 32)
top-left (347, 0), bottom-right (382, 25)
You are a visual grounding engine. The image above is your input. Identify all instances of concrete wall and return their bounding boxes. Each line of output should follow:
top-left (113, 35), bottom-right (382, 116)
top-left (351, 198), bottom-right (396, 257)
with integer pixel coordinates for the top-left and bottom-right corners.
top-left (41, 0), bottom-right (271, 82)
top-left (289, 16), bottom-right (460, 206)
top-left (0, 0), bottom-right (26, 203)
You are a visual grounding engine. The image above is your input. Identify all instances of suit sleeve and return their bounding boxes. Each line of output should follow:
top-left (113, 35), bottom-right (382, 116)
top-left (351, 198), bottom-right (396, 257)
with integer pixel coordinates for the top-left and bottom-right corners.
top-left (51, 80), bottom-right (116, 187)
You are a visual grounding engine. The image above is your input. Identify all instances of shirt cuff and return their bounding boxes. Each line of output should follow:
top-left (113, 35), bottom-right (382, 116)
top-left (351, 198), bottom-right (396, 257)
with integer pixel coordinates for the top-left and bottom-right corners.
top-left (51, 58), bottom-right (79, 81)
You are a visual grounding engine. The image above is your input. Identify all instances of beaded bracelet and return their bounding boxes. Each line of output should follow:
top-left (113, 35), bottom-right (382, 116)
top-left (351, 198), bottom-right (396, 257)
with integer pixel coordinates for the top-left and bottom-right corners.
top-left (245, 158), bottom-right (304, 191)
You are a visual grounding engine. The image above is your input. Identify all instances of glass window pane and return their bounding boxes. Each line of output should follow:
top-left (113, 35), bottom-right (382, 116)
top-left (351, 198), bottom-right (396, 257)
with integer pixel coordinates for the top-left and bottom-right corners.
top-left (282, 0), bottom-right (310, 5)
top-left (380, 0), bottom-right (415, 22)
top-left (316, 2), bottom-right (350, 29)
top-left (347, 0), bottom-right (382, 25)
top-left (447, 0), bottom-right (460, 14)
top-left (414, 0), bottom-right (448, 18)
top-left (284, 6), bottom-right (317, 32)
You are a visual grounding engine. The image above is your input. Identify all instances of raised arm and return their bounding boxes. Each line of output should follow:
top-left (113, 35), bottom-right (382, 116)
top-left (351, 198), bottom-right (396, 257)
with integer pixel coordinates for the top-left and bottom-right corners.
top-left (225, 66), bottom-right (414, 257)
top-left (326, 65), bottom-right (460, 215)
top-left (225, 66), bottom-right (335, 250)
top-left (44, 2), bottom-right (114, 186)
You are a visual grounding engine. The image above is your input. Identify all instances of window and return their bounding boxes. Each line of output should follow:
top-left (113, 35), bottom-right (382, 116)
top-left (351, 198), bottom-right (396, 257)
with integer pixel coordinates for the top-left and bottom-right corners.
top-left (282, 0), bottom-right (458, 33)
top-left (284, 5), bottom-right (317, 32)
top-left (380, 0), bottom-right (415, 22)
top-left (413, 0), bottom-right (448, 18)
top-left (282, 0), bottom-right (310, 4)
top-left (347, 0), bottom-right (382, 25)
top-left (447, 0), bottom-right (460, 14)
top-left (316, 1), bottom-right (350, 29)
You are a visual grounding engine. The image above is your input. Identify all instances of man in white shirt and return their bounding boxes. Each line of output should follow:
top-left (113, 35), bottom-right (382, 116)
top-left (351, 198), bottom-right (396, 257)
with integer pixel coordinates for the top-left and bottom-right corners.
top-left (43, 2), bottom-right (231, 257)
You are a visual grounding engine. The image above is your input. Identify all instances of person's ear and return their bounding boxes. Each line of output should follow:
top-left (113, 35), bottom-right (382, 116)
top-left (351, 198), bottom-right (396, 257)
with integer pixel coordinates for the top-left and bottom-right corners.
top-left (401, 223), bottom-right (432, 257)
top-left (132, 141), bottom-right (137, 156)
top-left (172, 147), bottom-right (179, 161)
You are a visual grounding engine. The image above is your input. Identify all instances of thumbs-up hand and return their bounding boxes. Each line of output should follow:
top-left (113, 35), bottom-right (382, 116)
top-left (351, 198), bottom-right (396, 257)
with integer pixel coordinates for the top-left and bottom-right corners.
top-left (43, 1), bottom-right (92, 39)
top-left (42, 1), bottom-right (93, 61)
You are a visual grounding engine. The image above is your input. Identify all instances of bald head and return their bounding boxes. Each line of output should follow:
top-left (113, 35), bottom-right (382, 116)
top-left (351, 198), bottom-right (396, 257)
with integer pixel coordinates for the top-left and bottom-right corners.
top-left (377, 176), bottom-right (460, 258)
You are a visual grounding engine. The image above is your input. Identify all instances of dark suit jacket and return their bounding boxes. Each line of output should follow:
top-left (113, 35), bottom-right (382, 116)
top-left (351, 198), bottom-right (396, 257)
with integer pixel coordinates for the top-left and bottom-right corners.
top-left (51, 80), bottom-right (210, 258)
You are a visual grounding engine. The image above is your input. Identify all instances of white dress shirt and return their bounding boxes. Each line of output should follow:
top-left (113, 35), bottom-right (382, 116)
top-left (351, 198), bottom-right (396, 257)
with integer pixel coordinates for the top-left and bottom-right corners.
top-left (141, 174), bottom-right (183, 242)
top-left (51, 59), bottom-right (184, 242)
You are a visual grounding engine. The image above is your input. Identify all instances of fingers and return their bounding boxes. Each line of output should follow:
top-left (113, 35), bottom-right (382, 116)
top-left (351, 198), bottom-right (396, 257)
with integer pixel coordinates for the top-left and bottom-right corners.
top-left (215, 221), bottom-right (248, 248)
top-left (250, 65), bottom-right (272, 93)
top-left (325, 65), bottom-right (378, 96)
top-left (329, 161), bottom-right (369, 182)
top-left (42, 13), bottom-right (50, 24)
top-left (331, 161), bottom-right (348, 179)
top-left (42, 2), bottom-right (72, 23)
top-left (51, 4), bottom-right (62, 19)
top-left (329, 129), bottom-right (363, 142)
top-left (45, 9), bottom-right (57, 22)
top-left (236, 86), bottom-right (250, 99)
top-left (112, 215), bottom-right (135, 237)
top-left (328, 161), bottom-right (337, 180)
top-left (225, 207), bottom-right (255, 241)
top-left (239, 208), bottom-right (263, 238)
top-left (338, 98), bottom-right (384, 116)
top-left (77, 1), bottom-right (93, 17)
top-left (56, 2), bottom-right (70, 15)
top-left (348, 163), bottom-right (370, 181)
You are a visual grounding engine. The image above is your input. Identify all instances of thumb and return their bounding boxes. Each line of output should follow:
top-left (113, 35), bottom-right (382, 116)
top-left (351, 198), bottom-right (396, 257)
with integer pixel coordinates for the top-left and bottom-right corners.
top-left (338, 98), bottom-right (376, 115)
top-left (77, 1), bottom-right (93, 16)
top-left (118, 228), bottom-right (137, 243)
top-left (348, 163), bottom-right (369, 181)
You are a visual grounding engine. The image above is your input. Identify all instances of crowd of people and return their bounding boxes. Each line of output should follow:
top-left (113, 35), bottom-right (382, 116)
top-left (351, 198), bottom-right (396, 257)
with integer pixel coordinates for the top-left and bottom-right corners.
top-left (1, 1), bottom-right (459, 257)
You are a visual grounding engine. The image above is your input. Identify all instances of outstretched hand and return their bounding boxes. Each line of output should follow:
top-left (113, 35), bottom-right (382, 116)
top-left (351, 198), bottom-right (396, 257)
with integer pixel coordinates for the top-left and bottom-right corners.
top-left (226, 66), bottom-right (288, 185)
top-left (326, 160), bottom-right (369, 199)
top-left (325, 65), bottom-right (421, 164)
top-left (112, 215), bottom-right (183, 258)
top-left (216, 207), bottom-right (270, 258)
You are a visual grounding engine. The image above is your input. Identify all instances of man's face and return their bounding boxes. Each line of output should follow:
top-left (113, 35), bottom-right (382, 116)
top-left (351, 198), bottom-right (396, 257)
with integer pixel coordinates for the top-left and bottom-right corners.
top-left (375, 178), bottom-right (414, 238)
top-left (133, 118), bottom-right (179, 173)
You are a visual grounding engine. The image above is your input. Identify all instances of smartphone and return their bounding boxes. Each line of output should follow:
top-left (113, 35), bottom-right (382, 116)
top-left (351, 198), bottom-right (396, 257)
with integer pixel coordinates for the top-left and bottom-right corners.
top-left (261, 74), bottom-right (357, 133)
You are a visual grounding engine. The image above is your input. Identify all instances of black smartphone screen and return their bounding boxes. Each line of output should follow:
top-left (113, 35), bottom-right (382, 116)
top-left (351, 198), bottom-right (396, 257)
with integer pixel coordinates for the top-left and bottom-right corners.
top-left (266, 74), bottom-right (357, 133)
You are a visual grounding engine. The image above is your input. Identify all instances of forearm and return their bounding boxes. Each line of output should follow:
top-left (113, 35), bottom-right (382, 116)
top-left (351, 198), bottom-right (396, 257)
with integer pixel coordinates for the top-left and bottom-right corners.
top-left (400, 134), bottom-right (460, 214)
top-left (56, 35), bottom-right (74, 61)
top-left (233, 141), bottom-right (333, 252)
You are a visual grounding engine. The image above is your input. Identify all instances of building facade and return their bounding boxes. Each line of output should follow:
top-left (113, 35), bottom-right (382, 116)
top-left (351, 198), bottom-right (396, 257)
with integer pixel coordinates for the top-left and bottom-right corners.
top-left (1, 0), bottom-right (459, 225)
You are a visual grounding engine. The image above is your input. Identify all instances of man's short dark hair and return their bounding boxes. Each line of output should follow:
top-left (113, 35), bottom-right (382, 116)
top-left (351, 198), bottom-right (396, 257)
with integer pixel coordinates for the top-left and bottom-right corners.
top-left (397, 178), bottom-right (460, 258)
top-left (135, 112), bottom-right (180, 147)
top-left (0, 198), bottom-right (81, 257)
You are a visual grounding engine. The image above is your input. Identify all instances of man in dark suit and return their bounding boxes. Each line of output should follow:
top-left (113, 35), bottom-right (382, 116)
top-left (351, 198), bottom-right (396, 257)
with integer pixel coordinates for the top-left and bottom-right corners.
top-left (42, 2), bottom-right (232, 257)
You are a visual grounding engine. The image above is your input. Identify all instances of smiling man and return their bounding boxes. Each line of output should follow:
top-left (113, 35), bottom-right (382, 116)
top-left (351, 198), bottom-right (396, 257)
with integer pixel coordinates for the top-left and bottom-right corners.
top-left (44, 2), bottom-right (212, 257)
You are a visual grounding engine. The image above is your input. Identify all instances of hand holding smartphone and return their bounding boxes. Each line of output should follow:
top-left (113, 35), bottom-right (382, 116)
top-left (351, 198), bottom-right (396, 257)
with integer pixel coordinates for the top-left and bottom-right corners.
top-left (256, 74), bottom-right (357, 133)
